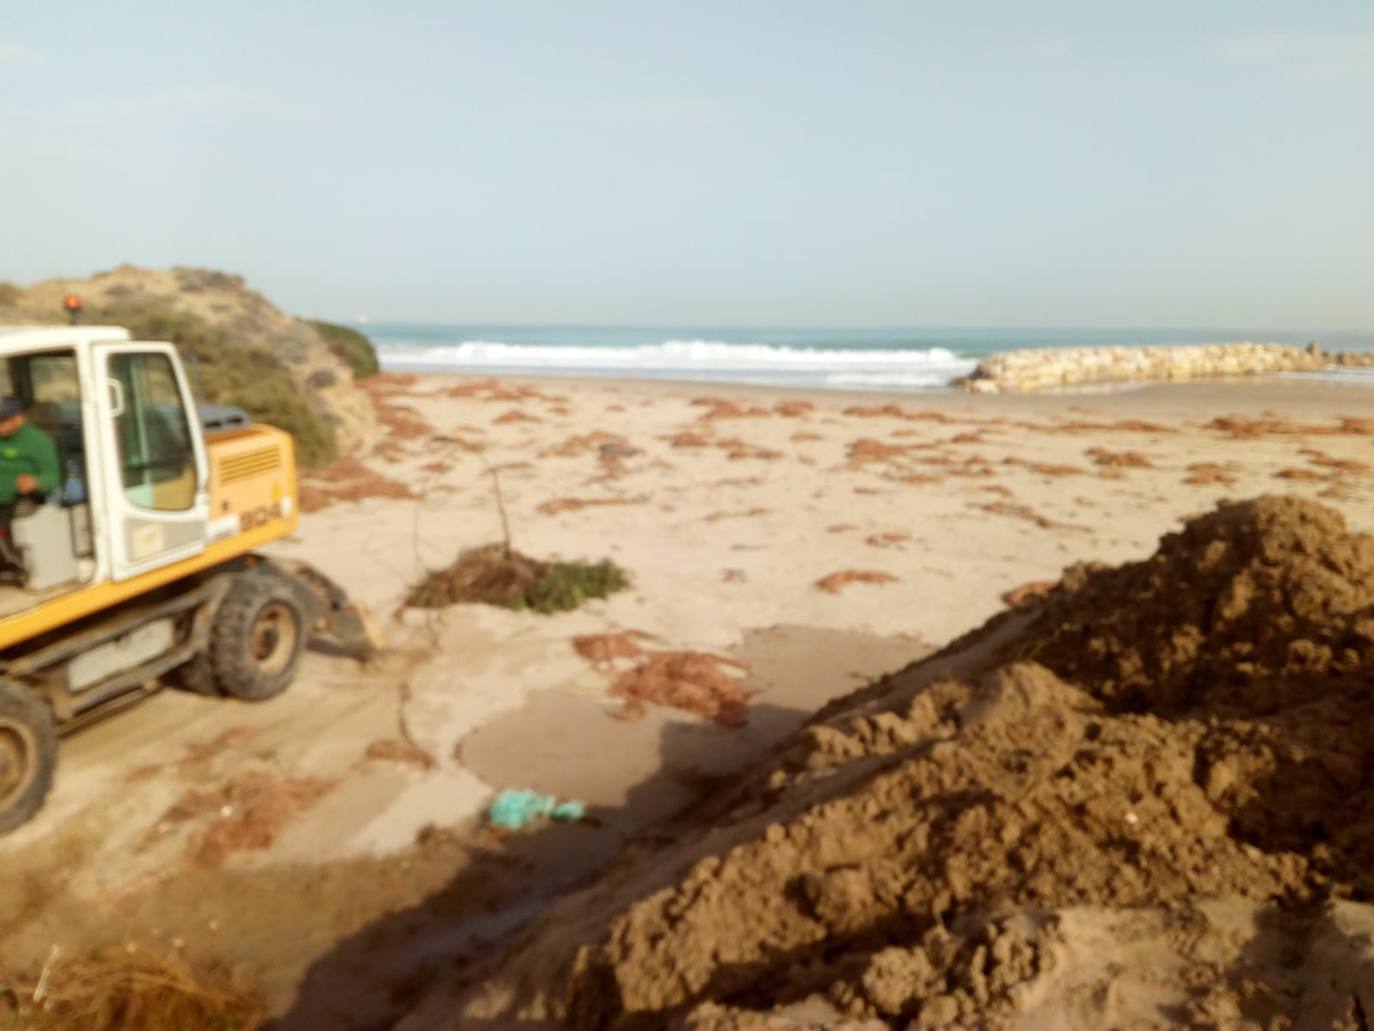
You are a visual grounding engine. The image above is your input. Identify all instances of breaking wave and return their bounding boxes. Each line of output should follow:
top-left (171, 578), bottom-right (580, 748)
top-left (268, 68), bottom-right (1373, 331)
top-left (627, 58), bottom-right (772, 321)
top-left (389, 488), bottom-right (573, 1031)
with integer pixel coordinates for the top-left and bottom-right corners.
top-left (375, 338), bottom-right (977, 391)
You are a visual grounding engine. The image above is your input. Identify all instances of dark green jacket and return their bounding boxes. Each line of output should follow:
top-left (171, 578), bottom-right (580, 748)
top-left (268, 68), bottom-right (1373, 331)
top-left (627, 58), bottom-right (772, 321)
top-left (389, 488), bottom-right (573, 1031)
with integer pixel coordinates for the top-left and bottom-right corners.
top-left (0, 422), bottom-right (60, 505)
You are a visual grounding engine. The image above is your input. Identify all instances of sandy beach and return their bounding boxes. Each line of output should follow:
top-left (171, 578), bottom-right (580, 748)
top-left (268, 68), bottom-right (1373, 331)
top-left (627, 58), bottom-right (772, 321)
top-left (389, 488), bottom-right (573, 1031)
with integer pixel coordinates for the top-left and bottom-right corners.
top-left (2, 371), bottom-right (1372, 1025)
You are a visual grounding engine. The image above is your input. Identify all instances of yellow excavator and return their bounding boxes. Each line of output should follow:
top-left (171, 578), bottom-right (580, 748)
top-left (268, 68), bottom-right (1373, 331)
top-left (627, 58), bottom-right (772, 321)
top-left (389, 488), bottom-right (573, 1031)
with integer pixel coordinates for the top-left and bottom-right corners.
top-left (0, 325), bottom-right (374, 833)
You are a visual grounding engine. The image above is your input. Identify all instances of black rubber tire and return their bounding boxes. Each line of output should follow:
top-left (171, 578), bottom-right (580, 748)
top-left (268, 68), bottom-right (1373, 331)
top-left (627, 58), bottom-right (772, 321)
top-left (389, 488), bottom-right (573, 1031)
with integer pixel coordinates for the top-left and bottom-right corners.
top-left (209, 575), bottom-right (306, 702)
top-left (0, 683), bottom-right (58, 836)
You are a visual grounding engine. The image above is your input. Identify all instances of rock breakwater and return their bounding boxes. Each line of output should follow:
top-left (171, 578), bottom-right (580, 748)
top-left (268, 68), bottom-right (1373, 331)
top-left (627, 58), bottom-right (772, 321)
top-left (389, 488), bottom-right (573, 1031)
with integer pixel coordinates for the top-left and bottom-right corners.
top-left (957, 342), bottom-right (1328, 393)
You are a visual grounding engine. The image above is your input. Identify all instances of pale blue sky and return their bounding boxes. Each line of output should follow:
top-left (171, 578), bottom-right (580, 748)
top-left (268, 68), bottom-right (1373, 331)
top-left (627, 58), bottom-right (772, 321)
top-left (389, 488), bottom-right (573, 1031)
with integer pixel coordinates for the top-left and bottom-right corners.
top-left (2, 2), bottom-right (1372, 327)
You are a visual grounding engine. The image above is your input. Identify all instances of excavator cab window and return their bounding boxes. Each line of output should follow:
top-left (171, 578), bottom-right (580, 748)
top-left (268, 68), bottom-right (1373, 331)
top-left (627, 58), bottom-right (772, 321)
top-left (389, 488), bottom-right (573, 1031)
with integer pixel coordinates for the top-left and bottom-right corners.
top-left (11, 350), bottom-right (86, 505)
top-left (0, 348), bottom-right (93, 612)
top-left (109, 353), bottom-right (197, 512)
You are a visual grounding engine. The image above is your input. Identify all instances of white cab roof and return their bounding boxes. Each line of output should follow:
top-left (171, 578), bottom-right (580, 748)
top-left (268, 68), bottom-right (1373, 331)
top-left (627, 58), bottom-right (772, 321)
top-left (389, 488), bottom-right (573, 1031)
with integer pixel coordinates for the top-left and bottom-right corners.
top-left (0, 326), bottom-right (132, 351)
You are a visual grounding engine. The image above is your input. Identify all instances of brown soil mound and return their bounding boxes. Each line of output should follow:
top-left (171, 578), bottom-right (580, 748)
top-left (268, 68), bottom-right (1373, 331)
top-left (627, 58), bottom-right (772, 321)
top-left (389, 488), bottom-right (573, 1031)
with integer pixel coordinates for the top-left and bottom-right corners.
top-left (441, 496), bottom-right (1374, 1028)
top-left (1018, 494), bottom-right (1374, 712)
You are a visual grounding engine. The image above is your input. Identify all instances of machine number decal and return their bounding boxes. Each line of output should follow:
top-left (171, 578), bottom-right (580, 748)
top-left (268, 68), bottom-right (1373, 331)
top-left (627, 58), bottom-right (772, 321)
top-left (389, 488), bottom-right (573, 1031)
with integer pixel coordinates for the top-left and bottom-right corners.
top-left (240, 501), bottom-right (284, 533)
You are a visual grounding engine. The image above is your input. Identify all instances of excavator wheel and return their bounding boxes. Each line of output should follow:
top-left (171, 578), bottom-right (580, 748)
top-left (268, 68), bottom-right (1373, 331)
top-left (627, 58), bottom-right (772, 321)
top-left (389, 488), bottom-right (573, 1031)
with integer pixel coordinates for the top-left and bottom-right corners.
top-left (0, 682), bottom-right (57, 835)
top-left (208, 575), bottom-right (306, 702)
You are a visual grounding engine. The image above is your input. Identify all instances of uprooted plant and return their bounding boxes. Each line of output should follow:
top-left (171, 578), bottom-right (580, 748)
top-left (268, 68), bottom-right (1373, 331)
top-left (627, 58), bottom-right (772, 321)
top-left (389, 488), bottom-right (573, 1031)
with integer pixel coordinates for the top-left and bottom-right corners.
top-left (405, 545), bottom-right (628, 614)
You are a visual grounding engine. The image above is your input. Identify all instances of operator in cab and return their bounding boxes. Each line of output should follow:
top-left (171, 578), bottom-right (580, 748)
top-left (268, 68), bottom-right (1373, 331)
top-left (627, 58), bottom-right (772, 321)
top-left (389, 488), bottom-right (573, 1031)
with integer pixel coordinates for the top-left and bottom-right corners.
top-left (0, 396), bottom-right (60, 512)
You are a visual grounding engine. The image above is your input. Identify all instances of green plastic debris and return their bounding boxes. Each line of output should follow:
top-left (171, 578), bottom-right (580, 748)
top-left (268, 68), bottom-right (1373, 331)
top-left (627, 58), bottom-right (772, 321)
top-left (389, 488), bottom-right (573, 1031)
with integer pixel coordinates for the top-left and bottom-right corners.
top-left (488, 789), bottom-right (587, 830)
top-left (551, 800), bottom-right (586, 822)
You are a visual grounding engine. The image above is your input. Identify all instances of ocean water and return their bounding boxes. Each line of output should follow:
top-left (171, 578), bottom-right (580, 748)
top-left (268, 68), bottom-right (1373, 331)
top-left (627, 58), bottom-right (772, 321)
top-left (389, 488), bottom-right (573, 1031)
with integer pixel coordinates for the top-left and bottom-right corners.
top-left (370, 323), bottom-right (1374, 392)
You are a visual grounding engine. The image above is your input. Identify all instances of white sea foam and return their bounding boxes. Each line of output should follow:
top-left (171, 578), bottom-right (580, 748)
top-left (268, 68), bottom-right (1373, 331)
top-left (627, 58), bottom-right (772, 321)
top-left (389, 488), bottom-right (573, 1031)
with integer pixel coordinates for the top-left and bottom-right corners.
top-left (376, 338), bottom-right (978, 390)
top-left (823, 371), bottom-right (959, 389)
top-left (1281, 366), bottom-right (1374, 386)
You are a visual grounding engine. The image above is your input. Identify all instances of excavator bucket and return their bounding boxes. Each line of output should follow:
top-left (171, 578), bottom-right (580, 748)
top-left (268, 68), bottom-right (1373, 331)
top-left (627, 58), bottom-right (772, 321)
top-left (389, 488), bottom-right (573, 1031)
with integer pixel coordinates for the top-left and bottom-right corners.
top-left (268, 559), bottom-right (382, 661)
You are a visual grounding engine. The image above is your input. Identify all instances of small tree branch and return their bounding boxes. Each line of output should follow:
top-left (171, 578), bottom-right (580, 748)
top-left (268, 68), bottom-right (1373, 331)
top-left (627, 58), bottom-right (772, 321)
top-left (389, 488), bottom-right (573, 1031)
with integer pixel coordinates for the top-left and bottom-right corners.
top-left (488, 465), bottom-right (513, 559)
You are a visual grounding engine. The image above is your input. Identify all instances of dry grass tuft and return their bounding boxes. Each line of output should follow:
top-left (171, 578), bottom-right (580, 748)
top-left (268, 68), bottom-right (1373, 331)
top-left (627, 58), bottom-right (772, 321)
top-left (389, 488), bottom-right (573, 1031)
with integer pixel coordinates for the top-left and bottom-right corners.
top-left (846, 438), bottom-right (910, 465)
top-left (298, 457), bottom-right (418, 512)
top-left (442, 378), bottom-right (559, 403)
top-left (364, 738), bottom-right (435, 769)
top-left (158, 773), bottom-right (338, 866)
top-left (1004, 458), bottom-right (1086, 477)
top-left (691, 397), bottom-right (770, 420)
top-left (721, 439), bottom-right (783, 461)
top-left (1299, 448), bottom-right (1372, 474)
top-left (1208, 414), bottom-right (1374, 439)
top-left (363, 372), bottom-right (419, 393)
top-left (1, 943), bottom-right (265, 1031)
top-left (360, 378), bottom-right (433, 440)
top-left (704, 507), bottom-right (770, 522)
top-left (1033, 418), bottom-right (1173, 435)
top-left (667, 430), bottom-right (712, 448)
top-left (1273, 467), bottom-right (1328, 481)
top-left (814, 570), bottom-right (900, 593)
top-left (609, 651), bottom-right (750, 726)
top-left (843, 403), bottom-right (909, 419)
top-left (537, 495), bottom-right (649, 516)
top-left (1086, 447), bottom-right (1155, 469)
top-left (976, 501), bottom-right (1083, 531)
top-left (571, 631), bottom-right (655, 667)
top-left (1183, 462), bottom-right (1239, 487)
top-left (544, 431), bottom-right (629, 457)
top-left (865, 531), bottom-right (912, 548)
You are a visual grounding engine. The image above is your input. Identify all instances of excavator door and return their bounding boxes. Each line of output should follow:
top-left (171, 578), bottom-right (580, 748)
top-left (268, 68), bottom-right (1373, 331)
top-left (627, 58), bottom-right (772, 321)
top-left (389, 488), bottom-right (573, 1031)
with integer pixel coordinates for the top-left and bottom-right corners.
top-left (92, 342), bottom-right (210, 580)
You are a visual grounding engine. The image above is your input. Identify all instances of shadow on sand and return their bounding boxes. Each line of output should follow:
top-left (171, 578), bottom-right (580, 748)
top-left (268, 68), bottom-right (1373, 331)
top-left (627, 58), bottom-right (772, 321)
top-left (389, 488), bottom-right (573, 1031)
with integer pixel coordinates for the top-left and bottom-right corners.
top-left (274, 623), bottom-right (928, 1029)
top-left (273, 700), bottom-right (808, 1030)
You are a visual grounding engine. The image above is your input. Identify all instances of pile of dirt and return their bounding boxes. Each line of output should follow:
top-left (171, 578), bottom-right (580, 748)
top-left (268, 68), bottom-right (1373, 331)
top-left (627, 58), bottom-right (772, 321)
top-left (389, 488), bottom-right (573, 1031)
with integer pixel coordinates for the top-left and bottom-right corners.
top-left (1019, 493), bottom-right (1374, 712)
top-left (437, 496), bottom-right (1374, 1029)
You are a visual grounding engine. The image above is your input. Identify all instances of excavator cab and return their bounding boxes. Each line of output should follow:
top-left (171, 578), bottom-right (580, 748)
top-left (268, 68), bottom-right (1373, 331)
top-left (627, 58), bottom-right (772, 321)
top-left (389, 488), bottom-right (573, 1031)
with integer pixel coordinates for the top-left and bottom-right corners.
top-left (0, 326), bottom-right (375, 835)
top-left (0, 329), bottom-right (208, 610)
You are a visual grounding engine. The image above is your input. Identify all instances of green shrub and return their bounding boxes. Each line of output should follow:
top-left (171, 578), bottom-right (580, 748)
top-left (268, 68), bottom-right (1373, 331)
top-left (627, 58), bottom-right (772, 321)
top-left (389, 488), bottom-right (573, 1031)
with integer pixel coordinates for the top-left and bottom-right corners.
top-left (309, 320), bottom-right (380, 379)
top-left (92, 304), bottom-right (339, 467)
top-left (510, 559), bottom-right (630, 615)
